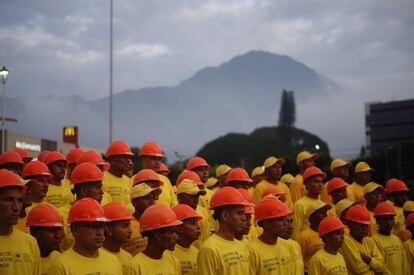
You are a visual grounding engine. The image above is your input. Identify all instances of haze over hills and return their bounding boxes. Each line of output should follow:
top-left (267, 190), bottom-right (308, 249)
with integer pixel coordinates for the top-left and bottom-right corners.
top-left (7, 50), bottom-right (341, 159)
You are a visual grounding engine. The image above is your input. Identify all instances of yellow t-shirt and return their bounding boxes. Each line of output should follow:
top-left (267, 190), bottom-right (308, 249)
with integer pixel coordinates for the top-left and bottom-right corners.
top-left (197, 234), bottom-right (249, 275)
top-left (101, 247), bottom-right (132, 268)
top-left (253, 180), bottom-right (292, 208)
top-left (170, 244), bottom-right (198, 275)
top-left (339, 235), bottom-right (385, 275)
top-left (292, 196), bottom-right (322, 240)
top-left (61, 177), bottom-right (72, 190)
top-left (248, 237), bottom-right (297, 274)
top-left (297, 227), bottom-right (323, 271)
top-left (193, 205), bottom-right (214, 248)
top-left (308, 248), bottom-right (347, 275)
top-left (403, 239), bottom-right (414, 275)
top-left (289, 174), bottom-right (306, 203)
top-left (285, 239), bottom-right (305, 275)
top-left (44, 183), bottom-right (74, 208)
top-left (372, 233), bottom-right (404, 275)
top-left (348, 182), bottom-right (366, 204)
top-left (156, 173), bottom-right (177, 207)
top-left (0, 229), bottom-right (41, 275)
top-left (103, 171), bottom-right (134, 213)
top-left (47, 248), bottom-right (122, 275)
top-left (123, 251), bottom-right (181, 275)
top-left (41, 250), bottom-right (60, 275)
top-left (122, 218), bottom-right (148, 256)
top-left (392, 205), bottom-right (408, 241)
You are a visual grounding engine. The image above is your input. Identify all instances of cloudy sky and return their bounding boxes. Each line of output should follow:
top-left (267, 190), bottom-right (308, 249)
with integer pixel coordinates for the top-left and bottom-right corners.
top-left (1, 0), bottom-right (413, 158)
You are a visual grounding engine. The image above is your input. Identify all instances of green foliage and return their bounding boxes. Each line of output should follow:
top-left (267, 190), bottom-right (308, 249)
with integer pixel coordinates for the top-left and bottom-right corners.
top-left (278, 89), bottom-right (296, 127)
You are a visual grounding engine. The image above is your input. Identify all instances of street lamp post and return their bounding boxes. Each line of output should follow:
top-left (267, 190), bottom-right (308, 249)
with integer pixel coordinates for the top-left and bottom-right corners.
top-left (0, 66), bottom-right (8, 154)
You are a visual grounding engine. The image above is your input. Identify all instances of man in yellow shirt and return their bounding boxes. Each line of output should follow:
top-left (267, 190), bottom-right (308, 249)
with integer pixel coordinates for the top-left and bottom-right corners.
top-left (348, 161), bottom-right (374, 204)
top-left (0, 150), bottom-right (25, 176)
top-left (43, 151), bottom-right (74, 208)
top-left (0, 169), bottom-right (41, 275)
top-left (292, 166), bottom-right (326, 240)
top-left (289, 151), bottom-right (318, 203)
top-left (124, 204), bottom-right (182, 275)
top-left (326, 177), bottom-right (349, 205)
top-left (403, 213), bottom-right (414, 274)
top-left (386, 178), bottom-right (410, 242)
top-left (250, 166), bottom-right (265, 197)
top-left (48, 198), bottom-right (122, 274)
top-left (340, 204), bottom-right (386, 274)
top-left (104, 140), bottom-right (134, 213)
top-left (308, 216), bottom-right (348, 275)
top-left (280, 173), bottom-right (294, 188)
top-left (371, 201), bottom-right (405, 275)
top-left (253, 156), bottom-right (292, 208)
top-left (186, 157), bottom-right (214, 209)
top-left (138, 140), bottom-right (176, 207)
top-left (249, 196), bottom-right (302, 274)
top-left (102, 203), bottom-right (134, 267)
top-left (26, 203), bottom-right (63, 275)
top-left (205, 177), bottom-right (218, 191)
top-left (215, 164), bottom-right (231, 188)
top-left (401, 200), bottom-right (414, 242)
top-left (363, 182), bottom-right (385, 236)
top-left (62, 147), bottom-right (84, 188)
top-left (171, 204), bottom-right (203, 275)
top-left (235, 188), bottom-right (256, 243)
top-left (321, 158), bottom-right (351, 204)
top-left (198, 187), bottom-right (250, 275)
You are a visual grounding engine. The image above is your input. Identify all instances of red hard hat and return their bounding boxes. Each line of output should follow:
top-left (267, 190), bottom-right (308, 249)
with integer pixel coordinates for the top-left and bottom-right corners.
top-left (22, 161), bottom-right (51, 179)
top-left (406, 212), bottom-right (414, 227)
top-left (68, 198), bottom-right (108, 223)
top-left (176, 170), bottom-right (203, 186)
top-left (26, 204), bottom-right (63, 227)
top-left (186, 157), bottom-right (209, 170)
top-left (318, 216), bottom-right (347, 236)
top-left (138, 141), bottom-right (164, 157)
top-left (66, 148), bottom-right (84, 166)
top-left (345, 204), bottom-right (371, 225)
top-left (77, 150), bottom-right (107, 167)
top-left (133, 169), bottom-right (163, 186)
top-left (0, 169), bottom-right (24, 189)
top-left (386, 178), bottom-right (409, 193)
top-left (103, 202), bottom-right (134, 222)
top-left (237, 188), bottom-right (254, 214)
top-left (43, 151), bottom-right (66, 166)
top-left (255, 196), bottom-right (293, 222)
top-left (261, 185), bottom-right (286, 199)
top-left (106, 140), bottom-right (134, 158)
top-left (327, 177), bottom-right (349, 194)
top-left (0, 151), bottom-right (24, 165)
top-left (209, 186), bottom-right (249, 210)
top-left (14, 148), bottom-right (33, 161)
top-left (140, 204), bottom-right (182, 232)
top-left (225, 167), bottom-right (253, 183)
top-left (303, 166), bottom-right (326, 183)
top-left (172, 204), bottom-right (202, 221)
top-left (374, 202), bottom-right (396, 217)
top-left (160, 163), bottom-right (170, 174)
top-left (70, 162), bottom-right (103, 184)
top-left (37, 151), bottom-right (50, 162)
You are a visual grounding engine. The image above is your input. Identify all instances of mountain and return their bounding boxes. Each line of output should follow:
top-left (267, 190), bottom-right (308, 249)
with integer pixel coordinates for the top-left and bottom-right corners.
top-left (7, 50), bottom-right (341, 159)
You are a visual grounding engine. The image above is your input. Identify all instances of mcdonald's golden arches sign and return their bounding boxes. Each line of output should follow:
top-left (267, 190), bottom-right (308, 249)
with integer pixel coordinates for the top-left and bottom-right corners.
top-left (63, 126), bottom-right (78, 146)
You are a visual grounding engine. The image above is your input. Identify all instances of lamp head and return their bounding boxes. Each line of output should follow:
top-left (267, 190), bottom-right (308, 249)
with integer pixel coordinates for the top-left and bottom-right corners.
top-left (0, 66), bottom-right (9, 84)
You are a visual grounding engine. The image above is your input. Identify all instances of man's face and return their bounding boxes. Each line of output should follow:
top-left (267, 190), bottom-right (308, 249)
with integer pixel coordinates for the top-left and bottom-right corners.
top-left (356, 171), bottom-right (371, 184)
top-left (228, 181), bottom-right (249, 190)
top-left (333, 166), bottom-right (349, 180)
top-left (390, 191), bottom-right (408, 207)
top-left (1, 163), bottom-right (24, 176)
top-left (82, 181), bottom-right (104, 203)
top-left (305, 175), bottom-right (324, 196)
top-left (140, 156), bottom-right (162, 172)
top-left (192, 166), bottom-right (209, 183)
top-left (264, 216), bottom-right (289, 238)
top-left (331, 187), bottom-right (348, 203)
top-left (72, 222), bottom-right (105, 249)
top-left (106, 220), bottom-right (132, 243)
top-left (179, 217), bottom-right (201, 243)
top-left (299, 158), bottom-right (315, 172)
top-left (309, 208), bottom-right (328, 228)
top-left (133, 191), bottom-right (158, 214)
top-left (32, 226), bottom-right (62, 252)
top-left (266, 163), bottom-right (282, 181)
top-left (48, 161), bottom-right (66, 181)
top-left (376, 215), bottom-right (395, 235)
top-left (28, 175), bottom-right (49, 199)
top-left (348, 221), bottom-right (369, 242)
top-left (109, 155), bottom-right (133, 175)
top-left (157, 226), bottom-right (179, 251)
top-left (0, 187), bottom-right (22, 226)
top-left (242, 213), bottom-right (252, 235)
top-left (280, 215), bottom-right (293, 239)
top-left (177, 193), bottom-right (200, 210)
top-left (324, 229), bottom-right (345, 250)
top-left (224, 205), bottom-right (246, 233)
top-left (365, 188), bottom-right (384, 207)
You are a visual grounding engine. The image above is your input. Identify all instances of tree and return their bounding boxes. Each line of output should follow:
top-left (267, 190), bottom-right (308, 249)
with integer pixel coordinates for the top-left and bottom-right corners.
top-left (278, 90), bottom-right (296, 127)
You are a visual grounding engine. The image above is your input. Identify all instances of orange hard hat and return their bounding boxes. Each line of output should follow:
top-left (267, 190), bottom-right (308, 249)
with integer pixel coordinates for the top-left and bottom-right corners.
top-left (106, 140), bottom-right (134, 158)
top-left (176, 170), bottom-right (203, 186)
top-left (66, 148), bottom-right (84, 165)
top-left (160, 163), bottom-right (170, 174)
top-left (43, 151), bottom-right (66, 166)
top-left (385, 178), bottom-right (409, 193)
top-left (261, 185), bottom-right (286, 199)
top-left (345, 204), bottom-right (371, 225)
top-left (237, 188), bottom-right (254, 214)
top-left (77, 150), bottom-right (107, 167)
top-left (14, 148), bottom-right (33, 161)
top-left (327, 177), bottom-right (349, 194)
top-left (225, 167), bottom-right (253, 183)
top-left (209, 186), bottom-right (249, 210)
top-left (138, 140), bottom-right (164, 157)
top-left (103, 202), bottom-right (134, 222)
top-left (255, 196), bottom-right (293, 222)
top-left (303, 166), bottom-right (326, 183)
top-left (406, 212), bottom-right (414, 227)
top-left (0, 151), bottom-right (24, 165)
top-left (172, 204), bottom-right (202, 221)
top-left (0, 169), bottom-right (24, 189)
top-left (26, 203), bottom-right (63, 227)
top-left (140, 204), bottom-right (182, 232)
top-left (68, 198), bottom-right (108, 223)
top-left (22, 161), bottom-right (51, 179)
top-left (37, 151), bottom-right (50, 162)
top-left (186, 157), bottom-right (209, 170)
top-left (70, 162), bottom-right (103, 184)
top-left (374, 202), bottom-right (396, 217)
top-left (133, 169), bottom-right (163, 186)
top-left (318, 216), bottom-right (347, 236)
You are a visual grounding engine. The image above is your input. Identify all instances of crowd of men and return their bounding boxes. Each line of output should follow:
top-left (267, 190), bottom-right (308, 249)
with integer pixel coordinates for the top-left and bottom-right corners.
top-left (0, 139), bottom-right (413, 275)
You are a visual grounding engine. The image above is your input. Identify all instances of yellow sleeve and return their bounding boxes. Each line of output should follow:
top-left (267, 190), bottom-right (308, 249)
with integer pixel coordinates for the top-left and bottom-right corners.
top-left (308, 254), bottom-right (323, 275)
top-left (366, 238), bottom-right (386, 273)
top-left (197, 247), bottom-right (219, 275)
top-left (371, 237), bottom-right (393, 275)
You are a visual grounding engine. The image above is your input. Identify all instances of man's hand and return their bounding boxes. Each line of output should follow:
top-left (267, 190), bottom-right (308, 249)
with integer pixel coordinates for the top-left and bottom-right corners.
top-left (360, 253), bottom-right (371, 265)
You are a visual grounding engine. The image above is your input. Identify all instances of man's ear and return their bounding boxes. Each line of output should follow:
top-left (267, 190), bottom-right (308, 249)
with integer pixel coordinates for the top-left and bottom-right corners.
top-left (221, 209), bottom-right (229, 223)
top-left (105, 224), bottom-right (113, 236)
